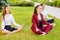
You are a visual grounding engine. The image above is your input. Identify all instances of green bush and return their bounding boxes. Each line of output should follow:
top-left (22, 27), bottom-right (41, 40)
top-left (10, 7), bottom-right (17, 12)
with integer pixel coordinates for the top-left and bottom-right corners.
top-left (57, 2), bottom-right (60, 7)
top-left (46, 0), bottom-right (60, 7)
top-left (0, 0), bottom-right (9, 12)
top-left (46, 2), bottom-right (53, 6)
top-left (19, 1), bottom-right (34, 6)
top-left (9, 1), bottom-right (21, 6)
top-left (53, 1), bottom-right (58, 7)
top-left (8, 0), bottom-right (24, 6)
top-left (8, 0), bottom-right (34, 6)
top-left (8, 0), bottom-right (60, 7)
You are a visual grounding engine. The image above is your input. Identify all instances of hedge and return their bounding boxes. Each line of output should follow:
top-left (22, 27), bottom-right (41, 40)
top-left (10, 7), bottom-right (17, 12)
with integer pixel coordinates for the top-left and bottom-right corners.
top-left (8, 0), bottom-right (34, 6)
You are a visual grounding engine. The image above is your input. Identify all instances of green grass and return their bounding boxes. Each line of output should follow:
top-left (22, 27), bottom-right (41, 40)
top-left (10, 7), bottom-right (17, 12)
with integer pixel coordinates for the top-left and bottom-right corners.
top-left (0, 6), bottom-right (60, 40)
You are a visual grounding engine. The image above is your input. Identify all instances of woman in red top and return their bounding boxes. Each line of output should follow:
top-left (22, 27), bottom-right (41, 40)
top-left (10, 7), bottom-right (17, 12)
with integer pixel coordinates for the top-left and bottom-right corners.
top-left (31, 5), bottom-right (55, 35)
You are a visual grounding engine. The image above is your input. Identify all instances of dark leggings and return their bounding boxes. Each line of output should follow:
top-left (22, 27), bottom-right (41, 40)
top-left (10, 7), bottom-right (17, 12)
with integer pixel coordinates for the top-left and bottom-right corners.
top-left (47, 19), bottom-right (54, 23)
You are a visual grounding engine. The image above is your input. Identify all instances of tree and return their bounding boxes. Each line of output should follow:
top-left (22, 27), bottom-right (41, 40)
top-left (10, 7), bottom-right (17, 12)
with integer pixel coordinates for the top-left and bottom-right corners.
top-left (0, 0), bottom-right (9, 12)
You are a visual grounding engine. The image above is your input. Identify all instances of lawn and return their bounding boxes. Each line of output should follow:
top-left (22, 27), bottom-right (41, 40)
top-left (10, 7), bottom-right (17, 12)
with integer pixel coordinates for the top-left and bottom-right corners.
top-left (0, 6), bottom-right (60, 40)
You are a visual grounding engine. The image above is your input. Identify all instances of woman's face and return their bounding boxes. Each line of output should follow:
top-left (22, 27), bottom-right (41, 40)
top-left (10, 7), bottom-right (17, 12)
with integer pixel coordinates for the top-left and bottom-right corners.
top-left (36, 6), bottom-right (42, 14)
top-left (5, 6), bottom-right (10, 14)
top-left (42, 4), bottom-right (45, 10)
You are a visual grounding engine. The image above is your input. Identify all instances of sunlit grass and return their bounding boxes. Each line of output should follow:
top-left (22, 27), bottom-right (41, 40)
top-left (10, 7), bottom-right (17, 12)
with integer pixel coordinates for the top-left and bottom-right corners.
top-left (0, 6), bottom-right (60, 40)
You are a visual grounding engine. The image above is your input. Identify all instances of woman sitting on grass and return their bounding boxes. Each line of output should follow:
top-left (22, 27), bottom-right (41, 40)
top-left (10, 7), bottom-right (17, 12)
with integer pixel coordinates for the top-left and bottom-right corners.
top-left (41, 3), bottom-right (55, 24)
top-left (31, 5), bottom-right (55, 35)
top-left (0, 4), bottom-right (24, 34)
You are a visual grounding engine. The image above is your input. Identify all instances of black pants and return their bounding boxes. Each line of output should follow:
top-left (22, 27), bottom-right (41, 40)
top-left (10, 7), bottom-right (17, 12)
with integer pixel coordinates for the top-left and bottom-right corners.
top-left (47, 19), bottom-right (54, 23)
top-left (4, 25), bottom-right (17, 32)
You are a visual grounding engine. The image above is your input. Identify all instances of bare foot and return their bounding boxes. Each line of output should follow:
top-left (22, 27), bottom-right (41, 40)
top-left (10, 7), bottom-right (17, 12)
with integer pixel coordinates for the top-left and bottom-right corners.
top-left (36, 27), bottom-right (40, 31)
top-left (17, 24), bottom-right (25, 31)
top-left (0, 29), bottom-right (7, 34)
top-left (52, 23), bottom-right (56, 27)
top-left (21, 24), bottom-right (25, 28)
top-left (11, 24), bottom-right (25, 34)
top-left (42, 32), bottom-right (46, 35)
top-left (43, 25), bottom-right (47, 27)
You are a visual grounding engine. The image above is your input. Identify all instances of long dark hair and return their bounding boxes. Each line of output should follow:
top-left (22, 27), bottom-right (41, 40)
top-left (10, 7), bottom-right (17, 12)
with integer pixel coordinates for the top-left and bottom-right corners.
top-left (34, 5), bottom-right (43, 28)
top-left (34, 5), bottom-right (40, 16)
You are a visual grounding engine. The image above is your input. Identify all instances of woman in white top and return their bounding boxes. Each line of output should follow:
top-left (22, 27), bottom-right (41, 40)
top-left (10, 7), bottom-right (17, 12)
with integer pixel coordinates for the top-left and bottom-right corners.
top-left (41, 3), bottom-right (54, 23)
top-left (1, 4), bottom-right (24, 34)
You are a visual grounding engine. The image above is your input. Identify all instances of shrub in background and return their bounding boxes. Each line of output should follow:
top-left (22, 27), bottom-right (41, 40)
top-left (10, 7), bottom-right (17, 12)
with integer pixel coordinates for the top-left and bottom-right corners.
top-left (19, 1), bottom-right (34, 6)
top-left (53, 1), bottom-right (58, 7)
top-left (9, 0), bottom-right (34, 6)
top-left (57, 1), bottom-right (60, 7)
top-left (46, 2), bottom-right (53, 6)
